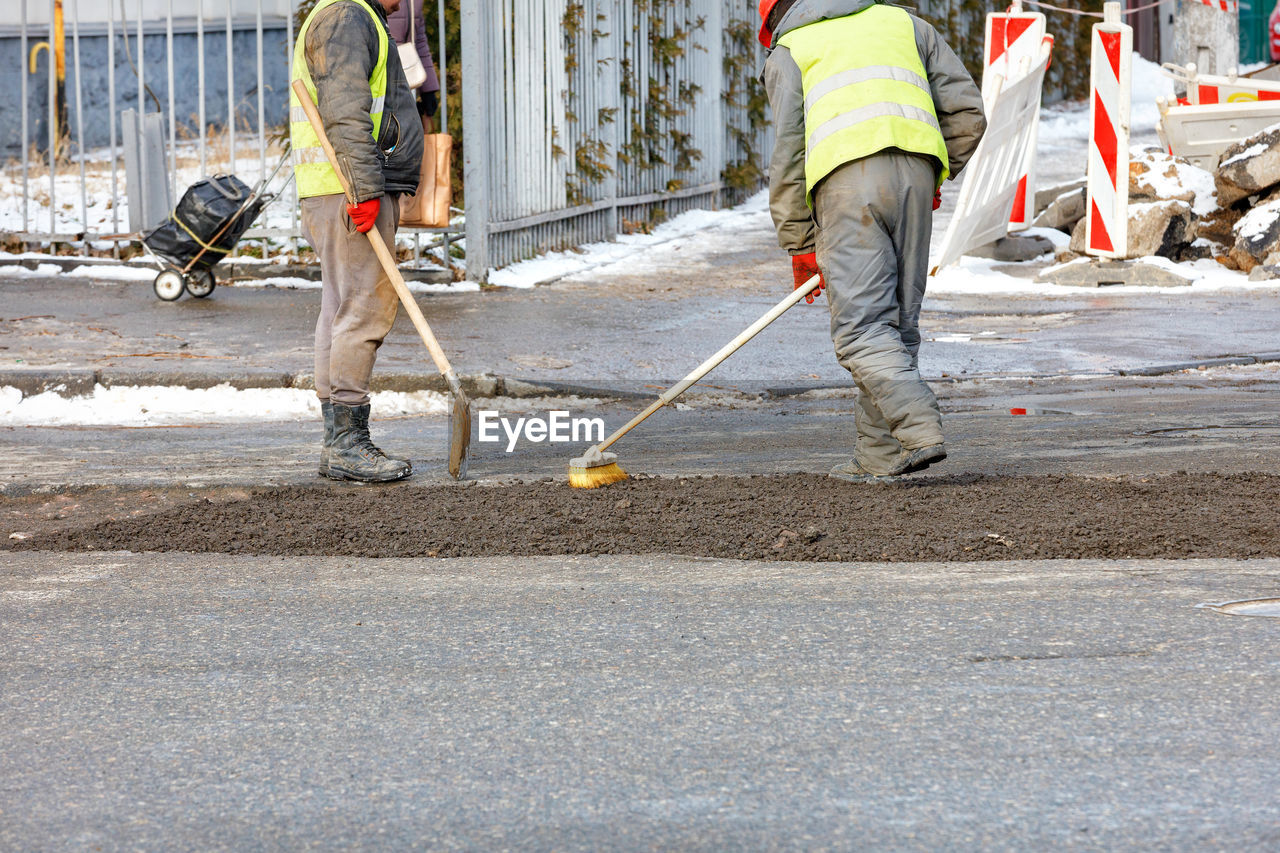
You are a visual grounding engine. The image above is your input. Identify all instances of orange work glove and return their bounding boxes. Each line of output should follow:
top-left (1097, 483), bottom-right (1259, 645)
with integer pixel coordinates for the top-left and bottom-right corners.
top-left (791, 252), bottom-right (826, 304)
top-left (347, 197), bottom-right (381, 233)
top-left (932, 188), bottom-right (942, 211)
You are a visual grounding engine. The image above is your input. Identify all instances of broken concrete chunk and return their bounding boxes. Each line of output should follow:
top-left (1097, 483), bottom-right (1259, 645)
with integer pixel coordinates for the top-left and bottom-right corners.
top-left (1175, 238), bottom-right (1217, 263)
top-left (1034, 179), bottom-right (1086, 216)
top-left (1037, 257), bottom-right (1197, 287)
top-left (1127, 200), bottom-right (1195, 259)
top-left (1069, 199), bottom-right (1195, 259)
top-left (1229, 196), bottom-right (1280, 271)
top-left (1033, 187), bottom-right (1086, 233)
top-left (1215, 121), bottom-right (1280, 206)
top-left (1069, 216), bottom-right (1087, 254)
top-left (1129, 145), bottom-right (1217, 215)
top-left (968, 233), bottom-right (1056, 262)
top-left (1196, 204), bottom-right (1246, 245)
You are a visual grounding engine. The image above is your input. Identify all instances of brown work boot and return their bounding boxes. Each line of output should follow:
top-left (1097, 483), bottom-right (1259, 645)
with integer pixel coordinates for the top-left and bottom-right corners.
top-left (326, 403), bottom-right (412, 483)
top-left (829, 459), bottom-right (901, 484)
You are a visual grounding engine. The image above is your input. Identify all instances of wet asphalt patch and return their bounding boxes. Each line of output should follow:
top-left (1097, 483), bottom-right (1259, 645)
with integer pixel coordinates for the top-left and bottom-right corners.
top-left (7, 473), bottom-right (1279, 563)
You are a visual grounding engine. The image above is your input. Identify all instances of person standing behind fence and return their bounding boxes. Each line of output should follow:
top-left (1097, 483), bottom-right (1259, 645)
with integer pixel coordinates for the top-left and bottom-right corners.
top-left (758, 0), bottom-right (986, 483)
top-left (291, 0), bottom-right (424, 482)
top-left (386, 1), bottom-right (442, 122)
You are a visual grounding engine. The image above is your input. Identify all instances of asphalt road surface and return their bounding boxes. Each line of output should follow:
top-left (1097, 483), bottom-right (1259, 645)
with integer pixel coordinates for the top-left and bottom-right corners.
top-left (3, 552), bottom-right (1279, 850)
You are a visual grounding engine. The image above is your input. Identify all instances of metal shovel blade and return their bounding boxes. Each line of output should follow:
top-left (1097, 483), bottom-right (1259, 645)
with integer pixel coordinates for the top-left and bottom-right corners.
top-left (448, 391), bottom-right (471, 479)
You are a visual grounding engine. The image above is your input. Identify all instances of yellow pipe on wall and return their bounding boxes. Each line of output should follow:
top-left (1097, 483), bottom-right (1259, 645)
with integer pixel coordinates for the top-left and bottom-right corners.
top-left (28, 41), bottom-right (48, 74)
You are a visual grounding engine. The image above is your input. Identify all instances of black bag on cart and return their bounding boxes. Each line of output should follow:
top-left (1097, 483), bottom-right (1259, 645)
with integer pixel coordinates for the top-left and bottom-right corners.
top-left (143, 174), bottom-right (266, 272)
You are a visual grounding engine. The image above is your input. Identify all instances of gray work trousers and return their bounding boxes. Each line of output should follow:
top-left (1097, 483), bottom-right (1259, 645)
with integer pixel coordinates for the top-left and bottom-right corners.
top-left (300, 192), bottom-right (401, 406)
top-left (813, 154), bottom-right (944, 475)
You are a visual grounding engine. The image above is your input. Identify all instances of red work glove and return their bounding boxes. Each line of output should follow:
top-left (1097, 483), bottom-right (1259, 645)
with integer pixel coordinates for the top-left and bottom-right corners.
top-left (791, 252), bottom-right (825, 304)
top-left (347, 197), bottom-right (381, 233)
top-left (932, 188), bottom-right (942, 211)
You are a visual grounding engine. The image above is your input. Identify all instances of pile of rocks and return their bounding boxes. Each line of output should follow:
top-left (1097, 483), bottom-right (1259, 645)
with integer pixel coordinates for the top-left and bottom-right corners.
top-left (1037, 122), bottom-right (1280, 277)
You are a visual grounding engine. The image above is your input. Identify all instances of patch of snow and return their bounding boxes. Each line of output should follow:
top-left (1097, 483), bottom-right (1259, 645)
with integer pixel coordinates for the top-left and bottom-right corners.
top-left (62, 264), bottom-right (161, 282)
top-left (1219, 139), bottom-right (1271, 169)
top-left (0, 263), bottom-right (62, 277)
top-left (1021, 226), bottom-right (1071, 251)
top-left (487, 190), bottom-right (772, 288)
top-left (236, 276), bottom-right (481, 294)
top-left (931, 253), bottom-right (1279, 296)
top-left (0, 384), bottom-right (448, 427)
top-left (1130, 145), bottom-right (1218, 216)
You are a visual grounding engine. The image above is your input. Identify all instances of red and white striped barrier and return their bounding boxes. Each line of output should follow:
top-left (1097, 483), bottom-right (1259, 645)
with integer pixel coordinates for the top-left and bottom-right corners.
top-left (981, 2), bottom-right (1048, 230)
top-left (1085, 2), bottom-right (1132, 259)
top-left (1196, 0), bottom-right (1238, 12)
top-left (1163, 62), bottom-right (1280, 105)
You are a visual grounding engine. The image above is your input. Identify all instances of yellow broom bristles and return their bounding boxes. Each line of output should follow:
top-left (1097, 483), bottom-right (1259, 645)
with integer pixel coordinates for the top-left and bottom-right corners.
top-left (567, 460), bottom-right (629, 489)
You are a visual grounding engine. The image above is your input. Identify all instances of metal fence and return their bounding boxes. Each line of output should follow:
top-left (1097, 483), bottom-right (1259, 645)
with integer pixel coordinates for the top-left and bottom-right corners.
top-left (460, 0), bottom-right (772, 280)
top-left (3, 0), bottom-right (455, 266)
top-left (6, 0), bottom-right (770, 278)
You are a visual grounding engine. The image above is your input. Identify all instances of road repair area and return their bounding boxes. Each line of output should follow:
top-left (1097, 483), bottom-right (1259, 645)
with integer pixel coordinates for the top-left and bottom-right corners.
top-left (3, 246), bottom-right (1280, 558)
top-left (3, 218), bottom-right (1280, 848)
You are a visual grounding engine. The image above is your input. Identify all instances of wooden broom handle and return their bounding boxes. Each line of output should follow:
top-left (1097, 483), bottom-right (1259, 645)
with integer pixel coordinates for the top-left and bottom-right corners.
top-left (595, 278), bottom-right (818, 453)
top-left (291, 79), bottom-right (460, 388)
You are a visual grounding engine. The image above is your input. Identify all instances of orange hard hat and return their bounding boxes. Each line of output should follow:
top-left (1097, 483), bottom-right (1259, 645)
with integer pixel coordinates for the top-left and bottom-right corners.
top-left (758, 0), bottom-right (782, 47)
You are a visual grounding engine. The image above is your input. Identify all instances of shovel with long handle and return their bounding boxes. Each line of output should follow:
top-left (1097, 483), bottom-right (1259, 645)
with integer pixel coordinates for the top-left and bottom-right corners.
top-left (292, 80), bottom-right (470, 479)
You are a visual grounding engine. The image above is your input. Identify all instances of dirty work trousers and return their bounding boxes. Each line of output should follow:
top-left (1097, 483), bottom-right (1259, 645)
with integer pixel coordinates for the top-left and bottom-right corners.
top-left (813, 153), bottom-right (943, 475)
top-left (300, 192), bottom-right (401, 406)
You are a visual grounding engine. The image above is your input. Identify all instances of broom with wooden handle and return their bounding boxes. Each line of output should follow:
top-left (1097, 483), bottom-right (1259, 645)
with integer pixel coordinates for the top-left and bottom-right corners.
top-left (568, 275), bottom-right (820, 488)
top-left (292, 79), bottom-right (470, 479)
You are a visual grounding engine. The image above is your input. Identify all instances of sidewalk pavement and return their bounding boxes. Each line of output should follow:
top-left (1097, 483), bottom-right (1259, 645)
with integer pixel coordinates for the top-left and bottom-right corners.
top-left (4, 219), bottom-right (1280, 401)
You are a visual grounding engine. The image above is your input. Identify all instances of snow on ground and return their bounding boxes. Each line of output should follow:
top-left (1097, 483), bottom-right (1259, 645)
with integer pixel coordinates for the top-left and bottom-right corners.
top-left (230, 276), bottom-right (481, 294)
top-left (931, 253), bottom-right (1280, 295)
top-left (0, 251), bottom-right (479, 293)
top-left (485, 192), bottom-right (774, 288)
top-left (0, 384), bottom-right (448, 427)
top-left (0, 384), bottom-right (615, 427)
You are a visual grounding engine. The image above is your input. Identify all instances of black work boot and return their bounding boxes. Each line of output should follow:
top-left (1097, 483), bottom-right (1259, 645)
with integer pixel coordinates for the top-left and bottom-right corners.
top-left (318, 399), bottom-right (335, 478)
top-left (326, 403), bottom-right (412, 483)
top-left (350, 403), bottom-right (411, 465)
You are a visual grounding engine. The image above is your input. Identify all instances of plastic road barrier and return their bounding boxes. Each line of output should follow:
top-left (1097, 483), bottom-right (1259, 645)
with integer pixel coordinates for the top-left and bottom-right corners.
top-left (981, 2), bottom-right (1049, 230)
top-left (1085, 2), bottom-right (1132, 259)
top-left (1157, 97), bottom-right (1280, 169)
top-left (1162, 62), bottom-right (1280, 105)
top-left (932, 36), bottom-right (1053, 271)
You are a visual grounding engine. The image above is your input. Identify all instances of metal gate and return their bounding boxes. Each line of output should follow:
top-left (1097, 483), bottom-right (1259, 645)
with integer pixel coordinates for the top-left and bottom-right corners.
top-left (460, 0), bottom-right (771, 280)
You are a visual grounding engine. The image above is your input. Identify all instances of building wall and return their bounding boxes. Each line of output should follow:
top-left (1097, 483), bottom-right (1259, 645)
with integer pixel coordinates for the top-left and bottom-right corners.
top-left (14, 0), bottom-right (292, 27)
top-left (2, 23), bottom-right (290, 157)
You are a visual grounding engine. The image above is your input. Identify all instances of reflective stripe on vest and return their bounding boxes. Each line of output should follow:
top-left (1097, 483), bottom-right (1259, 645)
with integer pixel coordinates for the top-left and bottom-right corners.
top-left (290, 0), bottom-right (388, 198)
top-left (777, 5), bottom-right (949, 202)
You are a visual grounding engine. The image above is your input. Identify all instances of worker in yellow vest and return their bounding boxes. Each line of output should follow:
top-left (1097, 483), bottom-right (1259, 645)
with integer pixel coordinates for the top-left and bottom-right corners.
top-left (291, 0), bottom-right (423, 482)
top-left (759, 0), bottom-right (986, 482)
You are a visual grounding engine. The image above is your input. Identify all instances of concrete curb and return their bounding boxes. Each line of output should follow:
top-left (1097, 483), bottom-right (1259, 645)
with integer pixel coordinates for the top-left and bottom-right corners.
top-left (2, 355), bottom-right (1277, 401)
top-left (1116, 353), bottom-right (1280, 377)
top-left (0, 257), bottom-right (455, 285)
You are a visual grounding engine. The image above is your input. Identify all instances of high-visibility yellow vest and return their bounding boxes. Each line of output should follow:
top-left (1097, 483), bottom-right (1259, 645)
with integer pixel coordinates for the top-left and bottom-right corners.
top-left (777, 5), bottom-right (949, 202)
top-left (290, 0), bottom-right (388, 198)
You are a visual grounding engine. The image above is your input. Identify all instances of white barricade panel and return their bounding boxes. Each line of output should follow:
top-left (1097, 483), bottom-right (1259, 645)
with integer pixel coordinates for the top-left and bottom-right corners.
top-left (1085, 3), bottom-right (1132, 259)
top-left (932, 45), bottom-right (1051, 272)
top-left (1159, 99), bottom-right (1280, 170)
top-left (982, 7), bottom-right (1048, 229)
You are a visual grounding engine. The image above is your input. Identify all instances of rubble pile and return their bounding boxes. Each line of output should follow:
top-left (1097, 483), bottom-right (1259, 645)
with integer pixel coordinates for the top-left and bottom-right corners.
top-left (1038, 123), bottom-right (1280, 275)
